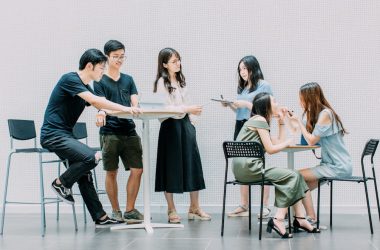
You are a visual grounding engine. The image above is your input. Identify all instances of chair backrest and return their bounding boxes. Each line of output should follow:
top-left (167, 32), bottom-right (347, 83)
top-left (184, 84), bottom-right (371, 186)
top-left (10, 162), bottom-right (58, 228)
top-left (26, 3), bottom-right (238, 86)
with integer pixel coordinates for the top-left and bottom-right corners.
top-left (72, 122), bottom-right (88, 140)
top-left (362, 139), bottom-right (379, 160)
top-left (223, 141), bottom-right (265, 159)
top-left (222, 141), bottom-right (266, 182)
top-left (8, 119), bottom-right (37, 149)
top-left (361, 139), bottom-right (379, 171)
top-left (8, 119), bottom-right (36, 140)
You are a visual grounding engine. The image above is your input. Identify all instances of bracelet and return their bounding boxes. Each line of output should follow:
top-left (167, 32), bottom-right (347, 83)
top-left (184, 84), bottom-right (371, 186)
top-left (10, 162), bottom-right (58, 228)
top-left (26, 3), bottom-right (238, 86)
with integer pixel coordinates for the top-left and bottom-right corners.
top-left (98, 109), bottom-right (107, 115)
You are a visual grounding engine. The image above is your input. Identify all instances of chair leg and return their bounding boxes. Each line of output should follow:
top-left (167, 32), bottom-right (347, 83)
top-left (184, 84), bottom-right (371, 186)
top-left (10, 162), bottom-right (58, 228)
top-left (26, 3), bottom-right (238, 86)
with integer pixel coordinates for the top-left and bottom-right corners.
top-left (329, 181), bottom-right (333, 228)
top-left (372, 173), bottom-right (380, 221)
top-left (221, 182), bottom-right (228, 236)
top-left (317, 180), bottom-right (321, 229)
top-left (259, 184), bottom-right (264, 240)
top-left (82, 200), bottom-right (87, 224)
top-left (39, 154), bottom-right (46, 237)
top-left (363, 181), bottom-right (374, 234)
top-left (248, 185), bottom-right (252, 232)
top-left (0, 153), bottom-right (13, 235)
top-left (72, 204), bottom-right (78, 231)
top-left (287, 207), bottom-right (291, 234)
top-left (56, 162), bottom-right (61, 221)
top-left (92, 168), bottom-right (99, 190)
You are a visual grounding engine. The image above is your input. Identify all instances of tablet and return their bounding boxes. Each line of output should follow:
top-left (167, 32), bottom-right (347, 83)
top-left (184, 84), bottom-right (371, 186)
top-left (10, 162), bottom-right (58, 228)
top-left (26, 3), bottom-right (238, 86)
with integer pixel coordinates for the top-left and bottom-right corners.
top-left (210, 98), bottom-right (233, 104)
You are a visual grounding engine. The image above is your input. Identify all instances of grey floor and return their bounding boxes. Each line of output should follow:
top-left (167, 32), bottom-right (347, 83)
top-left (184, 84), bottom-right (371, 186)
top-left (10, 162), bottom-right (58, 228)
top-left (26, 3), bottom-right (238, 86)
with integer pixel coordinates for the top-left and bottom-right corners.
top-left (0, 213), bottom-right (379, 250)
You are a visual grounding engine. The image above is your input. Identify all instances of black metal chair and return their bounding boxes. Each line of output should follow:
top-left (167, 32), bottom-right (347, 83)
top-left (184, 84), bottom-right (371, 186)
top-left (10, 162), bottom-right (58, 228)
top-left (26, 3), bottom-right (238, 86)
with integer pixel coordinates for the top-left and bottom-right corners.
top-left (317, 139), bottom-right (380, 234)
top-left (0, 119), bottom-right (78, 236)
top-left (221, 141), bottom-right (291, 240)
top-left (71, 122), bottom-right (106, 224)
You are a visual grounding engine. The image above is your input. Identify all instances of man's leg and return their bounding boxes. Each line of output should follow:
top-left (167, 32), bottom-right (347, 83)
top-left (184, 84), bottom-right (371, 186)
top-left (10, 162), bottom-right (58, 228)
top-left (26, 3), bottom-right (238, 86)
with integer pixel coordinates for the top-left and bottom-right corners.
top-left (100, 134), bottom-right (123, 220)
top-left (121, 134), bottom-right (144, 223)
top-left (126, 168), bottom-right (143, 212)
top-left (43, 137), bottom-right (97, 188)
top-left (77, 171), bottom-right (107, 221)
top-left (42, 136), bottom-right (106, 221)
top-left (78, 172), bottom-right (121, 227)
top-left (105, 170), bottom-right (120, 211)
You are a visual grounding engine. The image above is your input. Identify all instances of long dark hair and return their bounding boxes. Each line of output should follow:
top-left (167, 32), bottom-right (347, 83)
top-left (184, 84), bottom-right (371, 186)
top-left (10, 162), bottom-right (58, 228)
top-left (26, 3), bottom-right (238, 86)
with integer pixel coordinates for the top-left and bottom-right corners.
top-left (153, 48), bottom-right (186, 94)
top-left (299, 82), bottom-right (347, 135)
top-left (251, 92), bottom-right (272, 124)
top-left (237, 55), bottom-right (264, 94)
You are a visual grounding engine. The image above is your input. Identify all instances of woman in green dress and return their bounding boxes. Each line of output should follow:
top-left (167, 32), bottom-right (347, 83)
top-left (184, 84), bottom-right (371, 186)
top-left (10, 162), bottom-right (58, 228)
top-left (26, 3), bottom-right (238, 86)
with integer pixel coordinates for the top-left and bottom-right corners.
top-left (232, 92), bottom-right (320, 238)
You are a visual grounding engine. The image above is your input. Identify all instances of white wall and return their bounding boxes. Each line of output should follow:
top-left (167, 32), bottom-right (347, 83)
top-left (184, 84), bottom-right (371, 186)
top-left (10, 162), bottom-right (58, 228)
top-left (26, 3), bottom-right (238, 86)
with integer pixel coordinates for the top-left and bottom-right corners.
top-left (0, 0), bottom-right (379, 214)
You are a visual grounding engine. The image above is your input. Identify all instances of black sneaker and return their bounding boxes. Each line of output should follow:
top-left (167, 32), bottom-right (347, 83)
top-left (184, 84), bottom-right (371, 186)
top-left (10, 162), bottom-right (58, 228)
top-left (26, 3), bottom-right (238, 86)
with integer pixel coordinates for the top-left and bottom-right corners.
top-left (51, 180), bottom-right (75, 205)
top-left (95, 216), bottom-right (124, 228)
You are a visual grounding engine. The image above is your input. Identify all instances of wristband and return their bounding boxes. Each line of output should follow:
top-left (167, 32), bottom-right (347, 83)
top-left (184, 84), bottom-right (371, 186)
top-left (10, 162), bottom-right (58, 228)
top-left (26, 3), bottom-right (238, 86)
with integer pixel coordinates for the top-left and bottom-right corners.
top-left (98, 109), bottom-right (107, 115)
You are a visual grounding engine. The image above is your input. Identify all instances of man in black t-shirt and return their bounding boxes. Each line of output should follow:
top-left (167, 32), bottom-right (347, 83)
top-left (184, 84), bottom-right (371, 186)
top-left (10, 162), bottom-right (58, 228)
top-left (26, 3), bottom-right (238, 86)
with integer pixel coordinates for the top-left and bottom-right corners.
top-left (40, 48), bottom-right (141, 228)
top-left (94, 40), bottom-right (143, 223)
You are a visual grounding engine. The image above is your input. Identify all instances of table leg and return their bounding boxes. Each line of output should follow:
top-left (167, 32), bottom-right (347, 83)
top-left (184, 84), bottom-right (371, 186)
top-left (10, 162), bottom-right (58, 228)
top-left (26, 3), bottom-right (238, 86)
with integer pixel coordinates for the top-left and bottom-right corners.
top-left (287, 151), bottom-right (295, 171)
top-left (111, 120), bottom-right (183, 233)
top-left (287, 151), bottom-right (295, 231)
top-left (142, 120), bottom-right (151, 227)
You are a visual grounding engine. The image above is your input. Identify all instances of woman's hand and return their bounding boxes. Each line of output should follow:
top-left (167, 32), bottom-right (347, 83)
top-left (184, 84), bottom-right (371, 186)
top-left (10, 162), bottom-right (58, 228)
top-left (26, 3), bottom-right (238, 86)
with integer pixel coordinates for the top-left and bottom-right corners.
top-left (233, 100), bottom-right (252, 110)
top-left (285, 137), bottom-right (295, 146)
top-left (287, 111), bottom-right (300, 122)
top-left (221, 101), bottom-right (229, 107)
top-left (276, 106), bottom-right (290, 124)
top-left (286, 111), bottom-right (300, 132)
top-left (187, 105), bottom-right (203, 115)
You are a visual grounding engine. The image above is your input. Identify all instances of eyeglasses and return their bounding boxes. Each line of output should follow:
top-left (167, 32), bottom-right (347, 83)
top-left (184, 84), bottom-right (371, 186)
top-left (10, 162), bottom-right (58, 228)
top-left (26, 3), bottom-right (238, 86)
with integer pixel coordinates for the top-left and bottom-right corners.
top-left (110, 55), bottom-right (126, 61)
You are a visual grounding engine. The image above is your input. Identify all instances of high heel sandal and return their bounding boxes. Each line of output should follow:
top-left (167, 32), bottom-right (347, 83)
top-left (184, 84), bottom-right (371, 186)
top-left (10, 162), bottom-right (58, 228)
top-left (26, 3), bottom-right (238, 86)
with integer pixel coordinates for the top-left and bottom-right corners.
top-left (168, 210), bottom-right (181, 224)
top-left (188, 208), bottom-right (211, 221)
top-left (266, 218), bottom-right (293, 238)
top-left (293, 216), bottom-right (320, 233)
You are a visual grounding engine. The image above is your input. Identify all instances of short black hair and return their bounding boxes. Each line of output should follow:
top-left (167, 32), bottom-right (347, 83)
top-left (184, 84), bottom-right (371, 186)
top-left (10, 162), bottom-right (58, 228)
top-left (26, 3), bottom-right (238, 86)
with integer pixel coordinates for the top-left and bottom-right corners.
top-left (104, 40), bottom-right (125, 56)
top-left (78, 49), bottom-right (107, 70)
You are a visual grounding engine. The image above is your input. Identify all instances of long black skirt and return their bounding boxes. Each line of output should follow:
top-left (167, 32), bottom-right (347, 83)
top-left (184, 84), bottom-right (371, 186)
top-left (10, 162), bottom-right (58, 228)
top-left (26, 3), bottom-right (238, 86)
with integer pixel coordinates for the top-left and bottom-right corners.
top-left (155, 115), bottom-right (206, 193)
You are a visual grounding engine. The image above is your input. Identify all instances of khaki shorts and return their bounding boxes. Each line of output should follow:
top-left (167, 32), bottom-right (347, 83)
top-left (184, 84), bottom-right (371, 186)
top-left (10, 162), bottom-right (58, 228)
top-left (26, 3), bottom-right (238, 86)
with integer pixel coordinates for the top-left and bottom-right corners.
top-left (100, 134), bottom-right (143, 171)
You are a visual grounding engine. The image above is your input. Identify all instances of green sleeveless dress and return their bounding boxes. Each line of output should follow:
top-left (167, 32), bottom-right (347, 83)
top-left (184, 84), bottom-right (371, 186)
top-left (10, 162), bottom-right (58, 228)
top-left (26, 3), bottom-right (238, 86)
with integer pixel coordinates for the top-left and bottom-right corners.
top-left (232, 117), bottom-right (309, 208)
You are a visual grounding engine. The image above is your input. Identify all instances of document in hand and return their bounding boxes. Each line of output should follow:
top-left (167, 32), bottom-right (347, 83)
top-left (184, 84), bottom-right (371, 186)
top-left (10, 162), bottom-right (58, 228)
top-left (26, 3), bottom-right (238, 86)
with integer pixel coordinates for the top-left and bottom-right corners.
top-left (210, 98), bottom-right (233, 104)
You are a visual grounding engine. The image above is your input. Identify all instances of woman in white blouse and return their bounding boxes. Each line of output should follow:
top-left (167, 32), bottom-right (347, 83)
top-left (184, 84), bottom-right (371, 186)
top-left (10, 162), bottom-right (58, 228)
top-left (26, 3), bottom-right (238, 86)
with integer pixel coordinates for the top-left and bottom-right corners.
top-left (153, 48), bottom-right (211, 224)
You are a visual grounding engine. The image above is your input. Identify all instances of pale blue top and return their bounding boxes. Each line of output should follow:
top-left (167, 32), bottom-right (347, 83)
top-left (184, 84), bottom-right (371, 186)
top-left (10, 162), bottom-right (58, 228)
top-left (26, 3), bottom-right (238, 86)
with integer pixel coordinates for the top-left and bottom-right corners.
top-left (236, 80), bottom-right (273, 121)
top-left (311, 109), bottom-right (352, 178)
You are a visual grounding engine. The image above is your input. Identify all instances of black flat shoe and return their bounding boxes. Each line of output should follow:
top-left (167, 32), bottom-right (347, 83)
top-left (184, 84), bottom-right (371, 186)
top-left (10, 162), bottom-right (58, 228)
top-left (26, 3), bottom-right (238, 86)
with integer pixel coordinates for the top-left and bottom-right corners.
top-left (266, 218), bottom-right (293, 238)
top-left (293, 216), bottom-right (321, 233)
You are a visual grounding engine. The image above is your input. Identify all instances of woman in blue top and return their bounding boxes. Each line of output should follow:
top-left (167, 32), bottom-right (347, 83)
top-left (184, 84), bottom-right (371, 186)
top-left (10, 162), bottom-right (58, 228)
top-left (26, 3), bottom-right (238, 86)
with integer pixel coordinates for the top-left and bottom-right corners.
top-left (289, 82), bottom-right (352, 225)
top-left (224, 55), bottom-right (273, 218)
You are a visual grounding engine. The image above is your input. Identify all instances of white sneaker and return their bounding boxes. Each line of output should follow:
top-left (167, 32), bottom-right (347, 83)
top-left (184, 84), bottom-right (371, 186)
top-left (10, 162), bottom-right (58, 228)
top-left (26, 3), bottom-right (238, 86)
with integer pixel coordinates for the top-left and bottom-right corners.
top-left (257, 206), bottom-right (271, 219)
